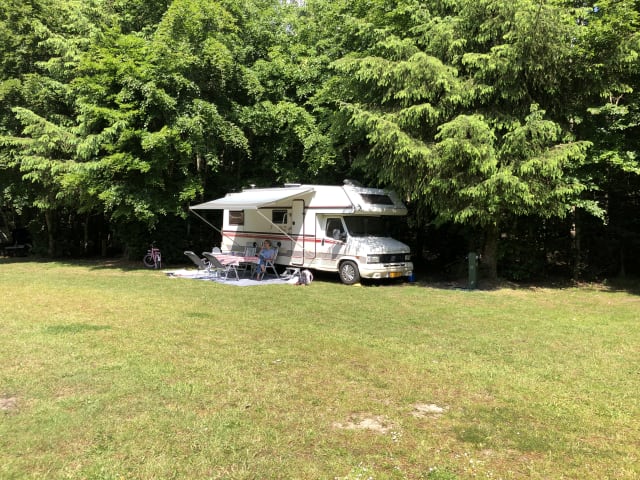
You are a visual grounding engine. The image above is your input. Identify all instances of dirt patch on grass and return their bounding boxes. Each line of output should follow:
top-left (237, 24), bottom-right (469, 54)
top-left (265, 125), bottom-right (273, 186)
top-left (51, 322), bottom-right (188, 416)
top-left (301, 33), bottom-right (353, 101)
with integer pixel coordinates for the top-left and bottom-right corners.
top-left (332, 413), bottom-right (394, 434)
top-left (333, 404), bottom-right (448, 434)
top-left (411, 403), bottom-right (448, 418)
top-left (0, 395), bottom-right (18, 412)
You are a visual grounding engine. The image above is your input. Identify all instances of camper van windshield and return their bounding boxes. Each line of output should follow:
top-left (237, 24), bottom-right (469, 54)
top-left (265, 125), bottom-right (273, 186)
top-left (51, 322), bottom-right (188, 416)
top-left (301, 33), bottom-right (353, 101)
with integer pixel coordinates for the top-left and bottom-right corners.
top-left (344, 216), bottom-right (389, 237)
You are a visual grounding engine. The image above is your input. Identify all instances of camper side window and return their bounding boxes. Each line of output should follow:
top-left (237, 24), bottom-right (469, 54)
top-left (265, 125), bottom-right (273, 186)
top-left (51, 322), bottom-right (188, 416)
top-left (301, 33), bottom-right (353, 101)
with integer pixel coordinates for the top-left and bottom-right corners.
top-left (272, 210), bottom-right (288, 225)
top-left (229, 211), bottom-right (244, 225)
top-left (326, 218), bottom-right (345, 241)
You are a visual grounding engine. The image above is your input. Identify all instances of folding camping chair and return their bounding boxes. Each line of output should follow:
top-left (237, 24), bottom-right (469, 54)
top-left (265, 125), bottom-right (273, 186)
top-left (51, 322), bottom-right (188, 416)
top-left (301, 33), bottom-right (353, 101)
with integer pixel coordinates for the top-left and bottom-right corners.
top-left (184, 251), bottom-right (210, 271)
top-left (202, 252), bottom-right (240, 281)
top-left (236, 245), bottom-right (257, 277)
top-left (263, 247), bottom-right (279, 278)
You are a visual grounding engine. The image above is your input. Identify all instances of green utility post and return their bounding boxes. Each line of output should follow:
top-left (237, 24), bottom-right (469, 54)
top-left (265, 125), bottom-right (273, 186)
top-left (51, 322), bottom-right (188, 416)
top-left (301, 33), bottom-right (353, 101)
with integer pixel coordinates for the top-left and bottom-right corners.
top-left (468, 252), bottom-right (478, 290)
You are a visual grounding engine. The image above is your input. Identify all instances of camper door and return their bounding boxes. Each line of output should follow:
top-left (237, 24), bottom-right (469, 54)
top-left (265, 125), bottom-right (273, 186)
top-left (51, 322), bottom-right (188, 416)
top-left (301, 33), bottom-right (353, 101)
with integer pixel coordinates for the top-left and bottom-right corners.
top-left (290, 199), bottom-right (305, 266)
top-left (318, 217), bottom-right (347, 267)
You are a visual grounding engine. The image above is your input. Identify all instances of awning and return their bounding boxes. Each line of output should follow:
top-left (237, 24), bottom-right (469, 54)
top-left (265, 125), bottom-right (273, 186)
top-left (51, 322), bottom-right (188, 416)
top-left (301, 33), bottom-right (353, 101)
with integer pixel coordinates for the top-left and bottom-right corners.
top-left (190, 186), bottom-right (314, 211)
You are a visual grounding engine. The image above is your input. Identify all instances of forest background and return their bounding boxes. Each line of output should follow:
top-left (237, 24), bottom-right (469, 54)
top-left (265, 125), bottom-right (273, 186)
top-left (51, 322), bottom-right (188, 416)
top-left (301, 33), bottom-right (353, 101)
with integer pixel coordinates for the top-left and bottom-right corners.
top-left (1, 0), bottom-right (639, 282)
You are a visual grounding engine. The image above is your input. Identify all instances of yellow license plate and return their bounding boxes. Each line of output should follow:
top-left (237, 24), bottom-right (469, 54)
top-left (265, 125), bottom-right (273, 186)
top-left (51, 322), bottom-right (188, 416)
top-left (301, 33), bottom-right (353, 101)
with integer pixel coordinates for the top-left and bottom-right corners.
top-left (389, 272), bottom-right (401, 278)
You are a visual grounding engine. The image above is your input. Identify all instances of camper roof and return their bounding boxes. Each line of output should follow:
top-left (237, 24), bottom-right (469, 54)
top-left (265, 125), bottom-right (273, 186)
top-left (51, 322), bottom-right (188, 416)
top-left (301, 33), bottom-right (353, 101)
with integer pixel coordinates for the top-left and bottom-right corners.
top-left (190, 186), bottom-right (314, 211)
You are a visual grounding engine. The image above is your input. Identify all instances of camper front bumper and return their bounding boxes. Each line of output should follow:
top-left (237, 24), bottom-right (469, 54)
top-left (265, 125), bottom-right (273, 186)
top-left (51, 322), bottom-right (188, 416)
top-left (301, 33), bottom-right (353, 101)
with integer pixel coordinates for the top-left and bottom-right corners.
top-left (359, 260), bottom-right (413, 280)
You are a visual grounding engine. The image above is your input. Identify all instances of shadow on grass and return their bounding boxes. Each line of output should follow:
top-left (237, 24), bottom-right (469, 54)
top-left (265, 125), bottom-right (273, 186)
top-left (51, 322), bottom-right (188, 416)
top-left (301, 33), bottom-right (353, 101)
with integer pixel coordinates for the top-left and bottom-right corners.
top-left (2, 255), bottom-right (639, 294)
top-left (0, 255), bottom-right (142, 272)
top-left (404, 273), bottom-right (640, 296)
top-left (43, 323), bottom-right (113, 334)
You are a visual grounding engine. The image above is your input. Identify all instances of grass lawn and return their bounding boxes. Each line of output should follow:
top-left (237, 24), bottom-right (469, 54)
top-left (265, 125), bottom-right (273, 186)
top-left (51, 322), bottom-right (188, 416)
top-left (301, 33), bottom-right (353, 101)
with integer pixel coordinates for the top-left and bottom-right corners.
top-left (1, 259), bottom-right (639, 479)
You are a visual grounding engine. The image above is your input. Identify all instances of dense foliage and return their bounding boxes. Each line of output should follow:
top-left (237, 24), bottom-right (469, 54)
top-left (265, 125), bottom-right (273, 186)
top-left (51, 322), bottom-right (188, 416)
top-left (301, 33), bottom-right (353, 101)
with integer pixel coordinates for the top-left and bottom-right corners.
top-left (1, 0), bottom-right (639, 280)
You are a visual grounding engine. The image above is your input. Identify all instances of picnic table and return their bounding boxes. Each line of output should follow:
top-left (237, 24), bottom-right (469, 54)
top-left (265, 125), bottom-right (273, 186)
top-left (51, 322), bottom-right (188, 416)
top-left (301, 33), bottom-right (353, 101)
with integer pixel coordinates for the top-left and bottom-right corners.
top-left (213, 253), bottom-right (260, 277)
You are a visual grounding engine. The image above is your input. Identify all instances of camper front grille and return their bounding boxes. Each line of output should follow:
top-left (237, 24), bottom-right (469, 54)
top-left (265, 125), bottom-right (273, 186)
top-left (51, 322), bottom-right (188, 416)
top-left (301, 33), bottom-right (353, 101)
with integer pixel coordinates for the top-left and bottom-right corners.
top-left (367, 253), bottom-right (410, 264)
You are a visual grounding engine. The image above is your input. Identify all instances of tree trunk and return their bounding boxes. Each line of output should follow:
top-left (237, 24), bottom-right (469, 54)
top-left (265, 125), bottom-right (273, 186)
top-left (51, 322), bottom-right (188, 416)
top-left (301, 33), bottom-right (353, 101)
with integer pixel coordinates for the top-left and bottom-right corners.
top-left (482, 223), bottom-right (499, 280)
top-left (83, 213), bottom-right (90, 255)
top-left (44, 210), bottom-right (55, 257)
top-left (571, 206), bottom-right (582, 281)
top-left (0, 209), bottom-right (11, 241)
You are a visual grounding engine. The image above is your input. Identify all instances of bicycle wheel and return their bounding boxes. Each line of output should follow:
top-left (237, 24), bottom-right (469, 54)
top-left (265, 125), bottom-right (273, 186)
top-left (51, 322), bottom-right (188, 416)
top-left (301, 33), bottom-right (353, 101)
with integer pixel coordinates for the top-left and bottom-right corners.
top-left (143, 253), bottom-right (155, 268)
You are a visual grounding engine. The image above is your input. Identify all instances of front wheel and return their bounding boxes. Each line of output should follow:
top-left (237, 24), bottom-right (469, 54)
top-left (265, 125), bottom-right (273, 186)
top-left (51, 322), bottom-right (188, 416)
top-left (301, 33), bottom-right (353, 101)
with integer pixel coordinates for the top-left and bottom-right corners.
top-left (339, 260), bottom-right (360, 285)
top-left (143, 253), bottom-right (155, 268)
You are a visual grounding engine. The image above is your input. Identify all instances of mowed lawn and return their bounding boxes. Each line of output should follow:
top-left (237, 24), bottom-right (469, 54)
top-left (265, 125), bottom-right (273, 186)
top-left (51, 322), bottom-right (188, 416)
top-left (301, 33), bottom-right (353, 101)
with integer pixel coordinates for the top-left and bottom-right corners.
top-left (1, 260), bottom-right (639, 480)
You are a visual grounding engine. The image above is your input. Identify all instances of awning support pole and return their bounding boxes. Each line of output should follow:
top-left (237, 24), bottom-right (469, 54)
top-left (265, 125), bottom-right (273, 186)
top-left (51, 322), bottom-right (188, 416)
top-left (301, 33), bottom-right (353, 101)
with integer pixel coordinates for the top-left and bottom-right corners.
top-left (189, 210), bottom-right (235, 244)
top-left (256, 209), bottom-right (295, 244)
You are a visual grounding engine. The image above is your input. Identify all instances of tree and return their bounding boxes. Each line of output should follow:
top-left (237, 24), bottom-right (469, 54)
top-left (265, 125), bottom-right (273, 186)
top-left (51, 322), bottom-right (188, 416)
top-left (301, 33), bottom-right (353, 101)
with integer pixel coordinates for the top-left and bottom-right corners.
top-left (0, 0), bottom-right (96, 255)
top-left (318, 0), bottom-right (601, 278)
top-left (69, 0), bottom-right (256, 253)
top-left (234, 0), bottom-right (336, 185)
top-left (560, 0), bottom-right (640, 277)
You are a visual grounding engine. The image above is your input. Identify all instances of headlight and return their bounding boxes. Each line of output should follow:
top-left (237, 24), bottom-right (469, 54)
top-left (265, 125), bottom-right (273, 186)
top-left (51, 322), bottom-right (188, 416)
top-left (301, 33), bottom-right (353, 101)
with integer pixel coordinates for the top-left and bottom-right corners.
top-left (367, 255), bottom-right (380, 264)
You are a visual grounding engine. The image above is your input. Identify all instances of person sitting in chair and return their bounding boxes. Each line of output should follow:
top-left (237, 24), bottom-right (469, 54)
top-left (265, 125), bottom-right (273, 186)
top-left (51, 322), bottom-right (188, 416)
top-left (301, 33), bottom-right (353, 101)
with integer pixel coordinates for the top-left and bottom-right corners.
top-left (255, 240), bottom-right (276, 280)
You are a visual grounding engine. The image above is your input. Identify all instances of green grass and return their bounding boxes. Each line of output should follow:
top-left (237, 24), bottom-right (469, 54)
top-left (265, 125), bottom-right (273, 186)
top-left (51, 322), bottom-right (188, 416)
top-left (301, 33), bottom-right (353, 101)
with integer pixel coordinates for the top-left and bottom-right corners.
top-left (1, 259), bottom-right (639, 479)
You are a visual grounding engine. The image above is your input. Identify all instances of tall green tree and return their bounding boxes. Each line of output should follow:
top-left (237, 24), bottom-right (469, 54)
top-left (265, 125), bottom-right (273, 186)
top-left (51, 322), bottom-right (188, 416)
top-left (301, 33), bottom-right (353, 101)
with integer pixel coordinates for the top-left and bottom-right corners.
top-left (71, 0), bottom-right (256, 241)
top-left (233, 0), bottom-right (336, 186)
top-left (318, 0), bottom-right (601, 278)
top-left (0, 0), bottom-right (96, 254)
top-left (561, 0), bottom-right (640, 276)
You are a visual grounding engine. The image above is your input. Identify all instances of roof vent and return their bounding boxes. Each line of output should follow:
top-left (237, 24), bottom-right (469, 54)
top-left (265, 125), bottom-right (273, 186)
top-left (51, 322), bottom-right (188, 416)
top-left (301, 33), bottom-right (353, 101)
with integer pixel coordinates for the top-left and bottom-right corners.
top-left (343, 179), bottom-right (363, 187)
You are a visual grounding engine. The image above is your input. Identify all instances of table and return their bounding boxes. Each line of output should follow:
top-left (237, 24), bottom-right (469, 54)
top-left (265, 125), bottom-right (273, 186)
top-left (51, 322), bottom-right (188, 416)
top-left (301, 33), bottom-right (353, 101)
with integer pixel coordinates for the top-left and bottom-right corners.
top-left (213, 254), bottom-right (259, 277)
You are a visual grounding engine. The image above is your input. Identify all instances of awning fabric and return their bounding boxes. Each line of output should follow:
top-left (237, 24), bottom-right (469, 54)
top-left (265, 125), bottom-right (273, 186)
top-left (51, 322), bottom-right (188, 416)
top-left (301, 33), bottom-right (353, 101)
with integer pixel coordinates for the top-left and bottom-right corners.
top-left (190, 186), bottom-right (313, 211)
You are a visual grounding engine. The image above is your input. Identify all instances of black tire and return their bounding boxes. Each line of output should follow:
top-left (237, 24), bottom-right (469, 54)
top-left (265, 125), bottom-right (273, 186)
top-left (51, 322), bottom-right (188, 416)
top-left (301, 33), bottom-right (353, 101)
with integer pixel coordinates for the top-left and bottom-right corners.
top-left (143, 254), bottom-right (155, 268)
top-left (339, 260), bottom-right (361, 285)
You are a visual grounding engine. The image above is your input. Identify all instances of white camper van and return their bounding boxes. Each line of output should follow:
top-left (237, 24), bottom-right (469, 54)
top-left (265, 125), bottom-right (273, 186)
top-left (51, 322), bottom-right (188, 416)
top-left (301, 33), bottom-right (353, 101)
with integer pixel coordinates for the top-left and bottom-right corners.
top-left (190, 181), bottom-right (413, 284)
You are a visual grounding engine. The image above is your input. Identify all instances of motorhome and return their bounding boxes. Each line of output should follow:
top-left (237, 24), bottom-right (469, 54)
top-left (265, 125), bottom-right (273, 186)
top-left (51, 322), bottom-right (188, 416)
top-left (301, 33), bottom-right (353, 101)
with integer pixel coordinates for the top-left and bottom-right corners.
top-left (189, 181), bottom-right (413, 284)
